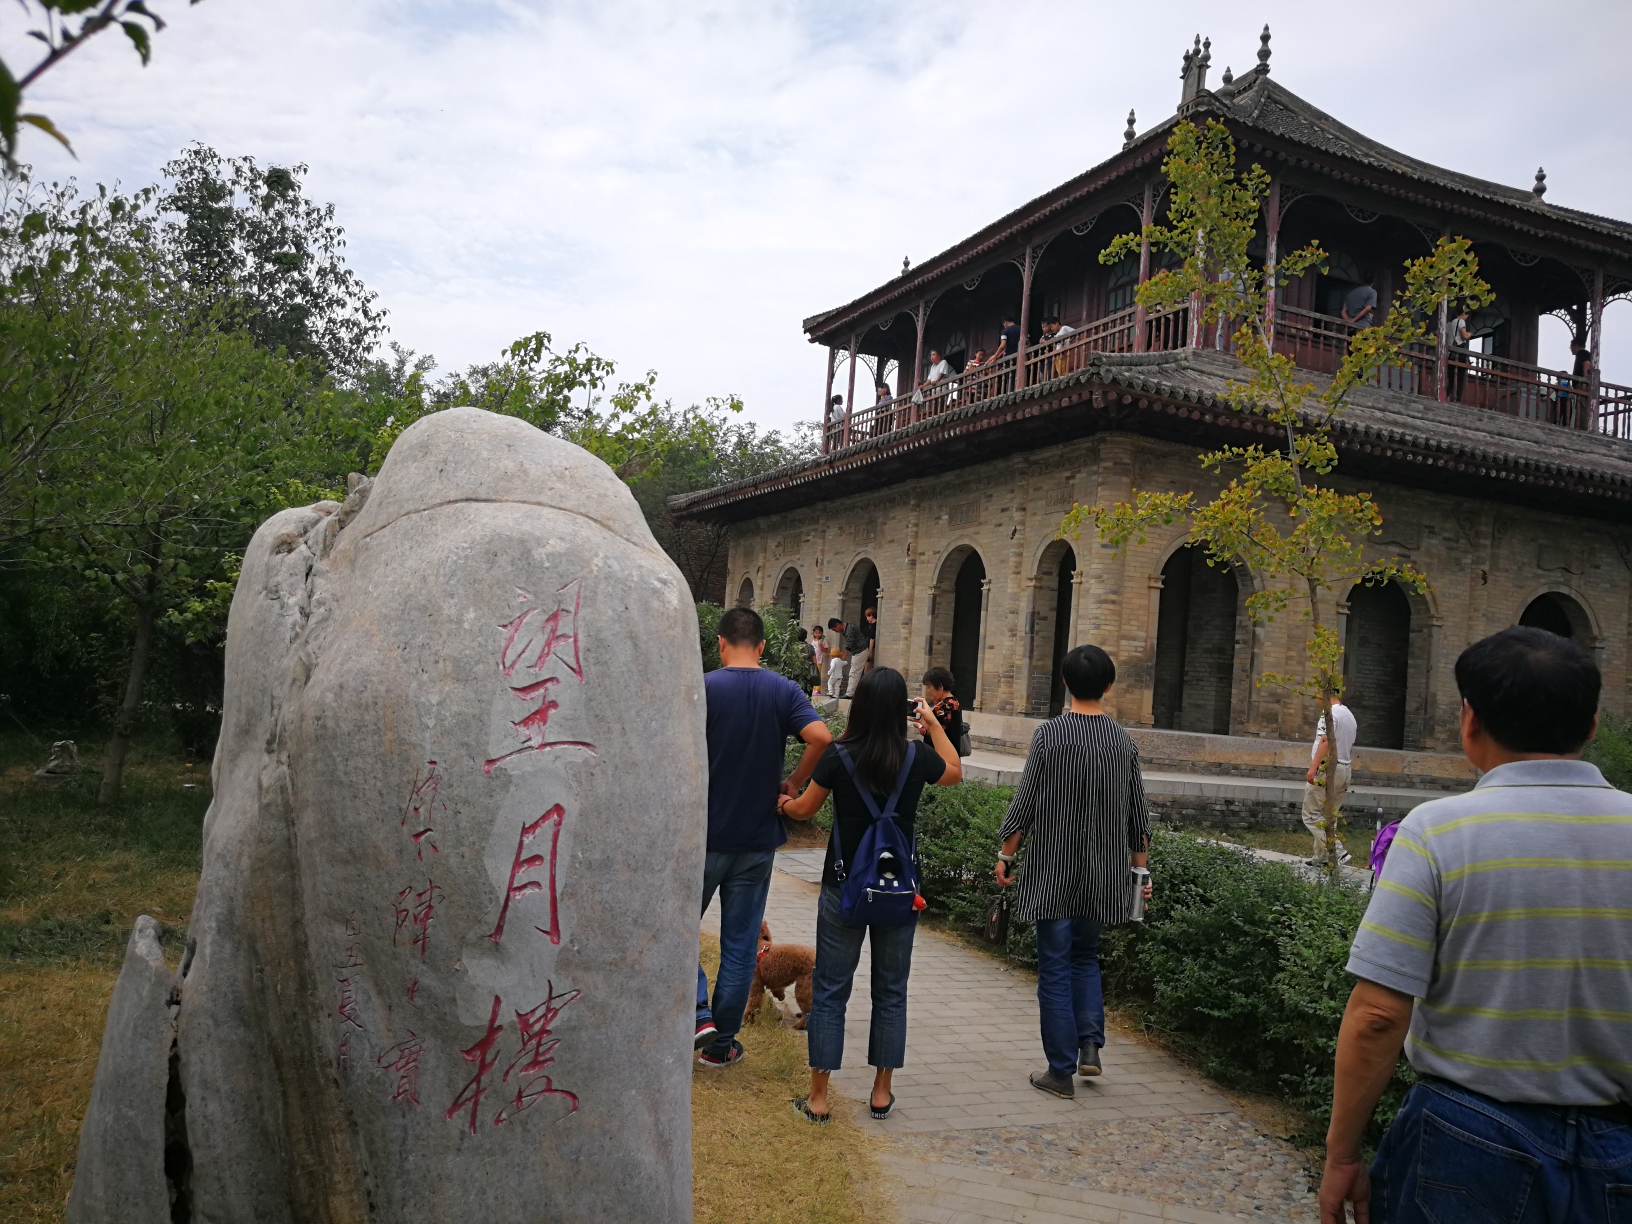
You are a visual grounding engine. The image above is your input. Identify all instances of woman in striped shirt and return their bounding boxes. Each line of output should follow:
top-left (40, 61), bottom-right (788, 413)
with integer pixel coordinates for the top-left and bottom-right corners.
top-left (996, 644), bottom-right (1152, 1099)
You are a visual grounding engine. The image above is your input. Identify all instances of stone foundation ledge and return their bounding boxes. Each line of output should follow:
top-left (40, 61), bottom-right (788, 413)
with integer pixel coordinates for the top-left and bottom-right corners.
top-left (966, 712), bottom-right (1473, 793)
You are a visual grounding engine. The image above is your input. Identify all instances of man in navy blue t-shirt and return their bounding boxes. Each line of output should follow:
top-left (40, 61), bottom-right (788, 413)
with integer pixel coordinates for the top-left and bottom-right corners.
top-left (696, 606), bottom-right (831, 1066)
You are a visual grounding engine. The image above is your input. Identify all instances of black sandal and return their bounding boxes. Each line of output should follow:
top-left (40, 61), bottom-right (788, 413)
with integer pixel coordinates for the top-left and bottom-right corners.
top-left (869, 1092), bottom-right (896, 1120)
top-left (792, 1096), bottom-right (831, 1125)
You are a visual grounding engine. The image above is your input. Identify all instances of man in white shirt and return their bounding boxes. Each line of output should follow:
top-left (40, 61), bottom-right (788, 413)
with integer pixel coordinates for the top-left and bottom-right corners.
top-left (923, 349), bottom-right (953, 384)
top-left (1302, 694), bottom-right (1357, 866)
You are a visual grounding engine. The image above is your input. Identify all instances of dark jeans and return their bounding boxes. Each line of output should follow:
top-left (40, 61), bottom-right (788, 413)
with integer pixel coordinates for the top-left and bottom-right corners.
top-left (1034, 916), bottom-right (1104, 1077)
top-left (1373, 1077), bottom-right (1632, 1222)
top-left (696, 849), bottom-right (775, 1056)
top-left (805, 883), bottom-right (915, 1072)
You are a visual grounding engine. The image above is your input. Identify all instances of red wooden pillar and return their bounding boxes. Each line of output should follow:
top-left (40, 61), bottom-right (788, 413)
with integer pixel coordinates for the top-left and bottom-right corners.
top-left (1263, 177), bottom-right (1281, 344)
top-left (1590, 268), bottom-right (1605, 431)
top-left (1435, 297), bottom-right (1449, 403)
top-left (1133, 182), bottom-right (1153, 353)
top-left (822, 345), bottom-right (836, 452)
top-left (912, 300), bottom-right (927, 391)
top-left (844, 332), bottom-right (859, 447)
top-left (1017, 243), bottom-right (1034, 387)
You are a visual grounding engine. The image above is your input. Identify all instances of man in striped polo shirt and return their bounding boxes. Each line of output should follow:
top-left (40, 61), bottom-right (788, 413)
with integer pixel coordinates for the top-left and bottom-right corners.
top-left (1320, 627), bottom-right (1632, 1223)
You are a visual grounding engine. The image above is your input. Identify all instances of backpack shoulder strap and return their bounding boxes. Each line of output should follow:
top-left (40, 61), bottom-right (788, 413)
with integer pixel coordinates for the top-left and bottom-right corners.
top-left (833, 742), bottom-right (917, 823)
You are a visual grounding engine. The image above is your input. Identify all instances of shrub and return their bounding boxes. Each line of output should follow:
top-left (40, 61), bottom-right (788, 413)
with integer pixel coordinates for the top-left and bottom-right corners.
top-left (1585, 714), bottom-right (1632, 791)
top-left (911, 782), bottom-right (1411, 1144)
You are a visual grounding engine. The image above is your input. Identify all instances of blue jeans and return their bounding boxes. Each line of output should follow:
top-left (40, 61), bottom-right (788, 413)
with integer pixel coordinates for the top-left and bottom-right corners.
top-left (806, 884), bottom-right (916, 1071)
top-left (696, 850), bottom-right (775, 1055)
top-left (1373, 1077), bottom-right (1632, 1222)
top-left (1034, 916), bottom-right (1104, 1077)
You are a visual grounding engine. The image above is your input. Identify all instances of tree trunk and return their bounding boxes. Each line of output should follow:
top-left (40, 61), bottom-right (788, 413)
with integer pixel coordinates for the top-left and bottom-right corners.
top-left (99, 599), bottom-right (158, 804)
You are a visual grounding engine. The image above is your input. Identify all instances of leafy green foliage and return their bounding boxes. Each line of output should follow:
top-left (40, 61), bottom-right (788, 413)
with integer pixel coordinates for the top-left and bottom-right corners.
top-left (1, 0), bottom-right (197, 168)
top-left (160, 144), bottom-right (386, 379)
top-left (1584, 715), bottom-right (1632, 791)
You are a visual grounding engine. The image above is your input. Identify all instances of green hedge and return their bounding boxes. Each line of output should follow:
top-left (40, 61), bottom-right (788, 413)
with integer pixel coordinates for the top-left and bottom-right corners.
top-left (912, 780), bottom-right (1412, 1143)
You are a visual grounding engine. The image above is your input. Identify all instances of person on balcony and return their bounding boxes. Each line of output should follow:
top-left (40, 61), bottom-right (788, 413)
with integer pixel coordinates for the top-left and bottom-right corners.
top-left (989, 317), bottom-right (1021, 394)
top-left (1042, 316), bottom-right (1077, 378)
top-left (1341, 275), bottom-right (1378, 330)
top-left (912, 349), bottom-right (956, 412)
top-left (1562, 336), bottom-right (1594, 427)
top-left (828, 394), bottom-right (848, 446)
top-left (872, 381), bottom-right (895, 435)
top-left (1447, 309), bottom-right (1474, 401)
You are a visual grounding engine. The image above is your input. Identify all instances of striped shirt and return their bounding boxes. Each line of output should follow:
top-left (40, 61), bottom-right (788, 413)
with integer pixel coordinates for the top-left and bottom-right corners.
top-left (999, 713), bottom-right (1152, 924)
top-left (1347, 759), bottom-right (1632, 1106)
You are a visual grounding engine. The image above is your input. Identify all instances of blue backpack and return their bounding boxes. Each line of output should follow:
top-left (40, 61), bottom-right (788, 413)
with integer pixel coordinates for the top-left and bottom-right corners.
top-left (829, 742), bottom-right (921, 927)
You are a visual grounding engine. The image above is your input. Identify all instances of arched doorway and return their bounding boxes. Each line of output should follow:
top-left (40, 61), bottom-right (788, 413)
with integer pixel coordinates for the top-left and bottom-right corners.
top-left (1345, 581), bottom-right (1411, 750)
top-left (1520, 591), bottom-right (1592, 640)
top-left (1152, 545), bottom-right (1238, 735)
top-left (774, 566), bottom-right (804, 621)
top-left (1027, 541), bottom-right (1077, 716)
top-left (950, 552), bottom-right (985, 710)
top-left (735, 576), bottom-right (754, 608)
top-left (840, 558), bottom-right (879, 667)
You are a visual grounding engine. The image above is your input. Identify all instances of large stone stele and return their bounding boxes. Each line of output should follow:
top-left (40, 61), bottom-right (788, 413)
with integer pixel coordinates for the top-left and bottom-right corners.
top-left (71, 407), bottom-right (707, 1222)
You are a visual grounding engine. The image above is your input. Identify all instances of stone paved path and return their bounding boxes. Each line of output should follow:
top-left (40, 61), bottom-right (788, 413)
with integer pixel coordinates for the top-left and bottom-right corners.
top-left (703, 854), bottom-right (1321, 1223)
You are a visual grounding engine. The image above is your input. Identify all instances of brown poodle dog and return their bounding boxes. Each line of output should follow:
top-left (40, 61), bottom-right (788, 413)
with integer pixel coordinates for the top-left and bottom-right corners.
top-left (743, 921), bottom-right (816, 1030)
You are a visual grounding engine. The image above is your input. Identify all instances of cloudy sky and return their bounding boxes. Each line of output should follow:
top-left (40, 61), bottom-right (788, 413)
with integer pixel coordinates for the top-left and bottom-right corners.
top-left (7, 1), bottom-right (1631, 431)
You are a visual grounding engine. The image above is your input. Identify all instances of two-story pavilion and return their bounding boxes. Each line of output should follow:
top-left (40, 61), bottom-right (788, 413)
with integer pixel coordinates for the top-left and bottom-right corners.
top-left (673, 29), bottom-right (1632, 767)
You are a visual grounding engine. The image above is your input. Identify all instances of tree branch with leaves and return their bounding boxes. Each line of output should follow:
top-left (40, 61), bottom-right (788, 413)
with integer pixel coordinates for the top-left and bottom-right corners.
top-left (1061, 120), bottom-right (1492, 876)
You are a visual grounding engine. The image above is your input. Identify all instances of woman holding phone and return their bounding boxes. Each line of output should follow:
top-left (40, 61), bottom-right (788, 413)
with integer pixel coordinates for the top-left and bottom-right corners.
top-left (777, 667), bottom-right (962, 1122)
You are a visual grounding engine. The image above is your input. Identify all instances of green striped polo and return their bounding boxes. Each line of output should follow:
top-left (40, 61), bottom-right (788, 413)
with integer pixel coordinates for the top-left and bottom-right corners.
top-left (1347, 758), bottom-right (1632, 1106)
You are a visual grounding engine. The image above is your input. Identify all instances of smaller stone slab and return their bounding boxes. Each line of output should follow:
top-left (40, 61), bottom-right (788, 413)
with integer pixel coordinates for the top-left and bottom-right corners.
top-left (67, 915), bottom-right (175, 1224)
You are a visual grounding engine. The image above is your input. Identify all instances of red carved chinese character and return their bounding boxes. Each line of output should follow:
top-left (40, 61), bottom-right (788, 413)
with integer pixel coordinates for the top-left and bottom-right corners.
top-left (445, 994), bottom-right (505, 1134)
top-left (482, 677), bottom-right (597, 772)
top-left (494, 980), bottom-right (581, 1125)
top-left (377, 1031), bottom-right (426, 1105)
top-left (406, 979), bottom-right (421, 1008)
top-left (498, 581), bottom-right (584, 681)
top-left (336, 975), bottom-right (364, 1031)
top-left (484, 582), bottom-right (595, 773)
top-left (403, 762), bottom-right (443, 856)
top-left (486, 805), bottom-right (566, 945)
top-left (411, 880), bottom-right (443, 958)
top-left (392, 886), bottom-right (412, 949)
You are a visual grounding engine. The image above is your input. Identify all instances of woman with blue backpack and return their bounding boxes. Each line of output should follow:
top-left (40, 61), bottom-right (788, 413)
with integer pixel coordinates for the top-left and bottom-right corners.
top-left (776, 666), bottom-right (963, 1123)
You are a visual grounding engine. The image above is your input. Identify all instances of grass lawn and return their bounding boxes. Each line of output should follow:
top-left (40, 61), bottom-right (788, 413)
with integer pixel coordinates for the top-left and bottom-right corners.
top-left (0, 732), bottom-right (886, 1224)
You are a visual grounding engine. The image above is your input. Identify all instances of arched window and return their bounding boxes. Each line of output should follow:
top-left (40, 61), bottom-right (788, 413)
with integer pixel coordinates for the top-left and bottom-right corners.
top-left (1519, 591), bottom-right (1592, 641)
top-left (735, 577), bottom-right (754, 608)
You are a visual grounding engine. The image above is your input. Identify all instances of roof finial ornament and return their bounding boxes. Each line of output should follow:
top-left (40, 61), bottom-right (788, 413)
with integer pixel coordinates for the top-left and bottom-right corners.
top-left (902, 256), bottom-right (911, 275)
top-left (1532, 167), bottom-right (1547, 200)
top-left (1221, 65), bottom-right (1233, 87)
top-left (1179, 34), bottom-right (1211, 105)
top-left (1123, 109), bottom-right (1137, 148)
top-left (1257, 24), bottom-right (1272, 71)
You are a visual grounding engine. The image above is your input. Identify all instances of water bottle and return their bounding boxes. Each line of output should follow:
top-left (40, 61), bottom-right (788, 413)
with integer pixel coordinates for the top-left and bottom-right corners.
top-left (1129, 867), bottom-right (1151, 922)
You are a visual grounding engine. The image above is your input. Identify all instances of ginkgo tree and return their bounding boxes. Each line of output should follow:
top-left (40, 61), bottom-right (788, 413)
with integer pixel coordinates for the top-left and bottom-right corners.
top-left (1061, 119), bottom-right (1494, 876)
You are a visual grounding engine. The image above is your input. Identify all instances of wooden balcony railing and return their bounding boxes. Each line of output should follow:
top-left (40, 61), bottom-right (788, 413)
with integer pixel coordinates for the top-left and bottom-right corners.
top-left (821, 301), bottom-right (1629, 451)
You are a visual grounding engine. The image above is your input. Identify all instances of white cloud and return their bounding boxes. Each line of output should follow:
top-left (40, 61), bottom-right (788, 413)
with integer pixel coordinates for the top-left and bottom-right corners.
top-left (6, 0), bottom-right (1632, 429)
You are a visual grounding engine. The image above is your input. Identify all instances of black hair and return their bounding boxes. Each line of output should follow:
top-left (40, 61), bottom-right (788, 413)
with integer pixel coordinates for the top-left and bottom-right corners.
top-left (827, 617), bottom-right (843, 631)
top-left (922, 666), bottom-right (955, 692)
top-left (1002, 315), bottom-right (1017, 325)
top-left (831, 395), bottom-right (844, 407)
top-left (797, 627), bottom-right (808, 642)
top-left (717, 606), bottom-right (765, 648)
top-left (1455, 626), bottom-right (1599, 754)
top-left (838, 667), bottom-right (910, 795)
top-left (864, 605), bottom-right (877, 619)
top-left (1042, 314), bottom-right (1060, 325)
top-left (1061, 644), bottom-right (1116, 701)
